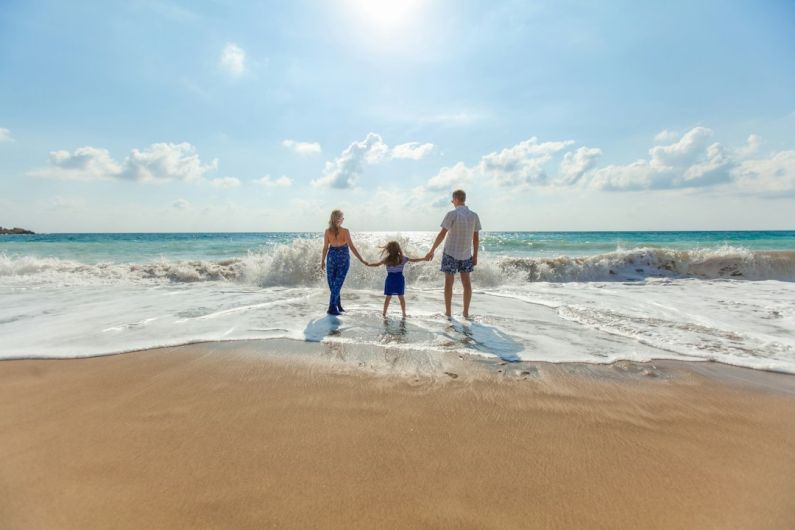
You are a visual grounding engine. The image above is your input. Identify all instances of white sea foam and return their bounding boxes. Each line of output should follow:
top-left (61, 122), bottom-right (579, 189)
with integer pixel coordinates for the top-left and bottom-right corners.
top-left (2, 242), bottom-right (794, 287)
top-left (1, 242), bottom-right (794, 374)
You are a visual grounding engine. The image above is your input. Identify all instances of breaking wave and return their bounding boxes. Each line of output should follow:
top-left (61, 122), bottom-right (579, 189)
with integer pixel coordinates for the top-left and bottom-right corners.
top-left (2, 242), bottom-right (794, 287)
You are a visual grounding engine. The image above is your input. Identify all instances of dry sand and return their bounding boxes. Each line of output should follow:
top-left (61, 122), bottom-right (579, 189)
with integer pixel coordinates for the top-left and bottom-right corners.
top-left (1, 342), bottom-right (794, 529)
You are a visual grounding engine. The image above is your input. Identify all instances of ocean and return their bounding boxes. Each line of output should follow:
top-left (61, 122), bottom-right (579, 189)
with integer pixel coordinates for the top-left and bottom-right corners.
top-left (2, 231), bottom-right (794, 373)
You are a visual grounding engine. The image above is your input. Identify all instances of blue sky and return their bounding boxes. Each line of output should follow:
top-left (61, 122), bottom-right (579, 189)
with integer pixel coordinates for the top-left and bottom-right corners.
top-left (1, 0), bottom-right (794, 231)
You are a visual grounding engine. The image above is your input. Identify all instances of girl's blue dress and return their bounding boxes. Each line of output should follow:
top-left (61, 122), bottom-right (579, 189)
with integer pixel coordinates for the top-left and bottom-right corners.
top-left (384, 256), bottom-right (408, 296)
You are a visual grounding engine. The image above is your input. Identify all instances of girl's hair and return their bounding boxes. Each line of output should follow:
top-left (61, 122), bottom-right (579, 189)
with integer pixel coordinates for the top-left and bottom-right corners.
top-left (328, 209), bottom-right (343, 236)
top-left (380, 241), bottom-right (404, 267)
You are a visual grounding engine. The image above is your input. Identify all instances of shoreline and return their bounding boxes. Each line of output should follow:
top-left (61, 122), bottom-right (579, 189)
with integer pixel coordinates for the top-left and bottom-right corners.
top-left (2, 341), bottom-right (794, 529)
top-left (5, 337), bottom-right (795, 389)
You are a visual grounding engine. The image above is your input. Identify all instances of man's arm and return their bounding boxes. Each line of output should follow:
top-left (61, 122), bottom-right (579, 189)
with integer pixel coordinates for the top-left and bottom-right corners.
top-left (472, 231), bottom-right (479, 266)
top-left (425, 228), bottom-right (448, 261)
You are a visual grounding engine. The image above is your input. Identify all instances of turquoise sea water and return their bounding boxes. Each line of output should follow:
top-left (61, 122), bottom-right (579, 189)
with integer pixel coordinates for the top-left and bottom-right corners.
top-left (2, 231), bottom-right (794, 263)
top-left (2, 230), bottom-right (794, 372)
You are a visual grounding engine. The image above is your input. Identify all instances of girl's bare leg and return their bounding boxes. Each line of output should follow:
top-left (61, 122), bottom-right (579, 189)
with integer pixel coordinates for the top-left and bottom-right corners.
top-left (398, 295), bottom-right (406, 319)
top-left (383, 296), bottom-right (391, 317)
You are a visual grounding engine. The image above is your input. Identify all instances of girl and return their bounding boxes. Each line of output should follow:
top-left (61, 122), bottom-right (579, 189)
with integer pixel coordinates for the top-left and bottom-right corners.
top-left (321, 209), bottom-right (366, 315)
top-left (367, 241), bottom-right (425, 318)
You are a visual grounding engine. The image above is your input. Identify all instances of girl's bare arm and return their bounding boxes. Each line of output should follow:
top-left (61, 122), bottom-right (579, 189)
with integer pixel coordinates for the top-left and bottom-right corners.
top-left (365, 259), bottom-right (384, 267)
top-left (406, 256), bottom-right (425, 263)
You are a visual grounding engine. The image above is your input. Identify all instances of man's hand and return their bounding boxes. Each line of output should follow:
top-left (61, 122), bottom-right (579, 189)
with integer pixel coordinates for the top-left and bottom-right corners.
top-left (425, 251), bottom-right (434, 261)
top-left (471, 255), bottom-right (478, 266)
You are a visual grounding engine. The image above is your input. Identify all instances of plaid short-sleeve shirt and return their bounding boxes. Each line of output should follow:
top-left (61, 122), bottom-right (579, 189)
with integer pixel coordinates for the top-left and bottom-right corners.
top-left (441, 205), bottom-right (482, 260)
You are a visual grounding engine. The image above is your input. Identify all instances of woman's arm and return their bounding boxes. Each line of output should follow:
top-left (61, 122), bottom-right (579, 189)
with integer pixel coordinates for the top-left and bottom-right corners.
top-left (321, 230), bottom-right (329, 269)
top-left (406, 257), bottom-right (425, 263)
top-left (365, 259), bottom-right (384, 267)
top-left (345, 229), bottom-right (366, 263)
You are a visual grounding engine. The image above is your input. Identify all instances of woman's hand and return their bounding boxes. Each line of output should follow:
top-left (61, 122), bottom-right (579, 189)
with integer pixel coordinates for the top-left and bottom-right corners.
top-left (321, 261), bottom-right (326, 271)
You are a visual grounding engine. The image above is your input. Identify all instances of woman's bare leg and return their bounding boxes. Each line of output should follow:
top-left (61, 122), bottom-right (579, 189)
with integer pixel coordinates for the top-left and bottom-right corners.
top-left (398, 295), bottom-right (406, 319)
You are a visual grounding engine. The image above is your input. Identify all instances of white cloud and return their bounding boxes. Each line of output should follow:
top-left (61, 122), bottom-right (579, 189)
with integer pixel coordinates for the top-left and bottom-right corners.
top-left (735, 150), bottom-right (795, 195)
top-left (426, 162), bottom-right (472, 191)
top-left (0, 127), bottom-right (12, 142)
top-left (30, 142), bottom-right (217, 182)
top-left (420, 127), bottom-right (791, 196)
top-left (590, 127), bottom-right (733, 191)
top-left (392, 142), bottom-right (434, 160)
top-left (556, 146), bottom-right (602, 185)
top-left (220, 42), bottom-right (245, 77)
top-left (648, 126), bottom-right (713, 168)
top-left (254, 175), bottom-right (293, 188)
top-left (312, 132), bottom-right (388, 189)
top-left (480, 137), bottom-right (574, 187)
top-left (172, 199), bottom-right (190, 209)
top-left (209, 176), bottom-right (241, 188)
top-left (32, 147), bottom-right (122, 181)
top-left (654, 129), bottom-right (679, 143)
top-left (121, 143), bottom-right (217, 182)
top-left (282, 139), bottom-right (322, 156)
top-left (735, 134), bottom-right (762, 158)
top-left (430, 195), bottom-right (453, 208)
top-left (422, 136), bottom-right (576, 192)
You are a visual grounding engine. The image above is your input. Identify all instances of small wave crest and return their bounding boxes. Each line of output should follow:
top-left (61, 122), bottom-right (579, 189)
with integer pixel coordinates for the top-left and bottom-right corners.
top-left (2, 243), bottom-right (794, 287)
top-left (500, 246), bottom-right (795, 282)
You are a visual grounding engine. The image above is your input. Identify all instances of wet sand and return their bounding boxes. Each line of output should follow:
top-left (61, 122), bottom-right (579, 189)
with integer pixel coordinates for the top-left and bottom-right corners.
top-left (1, 342), bottom-right (794, 529)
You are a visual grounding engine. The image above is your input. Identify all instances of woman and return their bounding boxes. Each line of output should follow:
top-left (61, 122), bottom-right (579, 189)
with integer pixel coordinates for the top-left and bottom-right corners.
top-left (321, 209), bottom-right (366, 315)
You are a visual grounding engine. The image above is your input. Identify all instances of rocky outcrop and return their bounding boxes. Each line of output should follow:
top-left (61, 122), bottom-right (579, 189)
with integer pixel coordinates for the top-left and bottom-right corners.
top-left (0, 226), bottom-right (35, 235)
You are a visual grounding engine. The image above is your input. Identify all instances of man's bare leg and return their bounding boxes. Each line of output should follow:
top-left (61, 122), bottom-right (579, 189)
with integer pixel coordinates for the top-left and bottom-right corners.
top-left (460, 272), bottom-right (472, 318)
top-left (444, 273), bottom-right (454, 317)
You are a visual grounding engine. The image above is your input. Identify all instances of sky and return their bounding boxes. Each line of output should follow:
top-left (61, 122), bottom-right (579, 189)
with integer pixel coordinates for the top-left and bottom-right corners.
top-left (1, 0), bottom-right (794, 232)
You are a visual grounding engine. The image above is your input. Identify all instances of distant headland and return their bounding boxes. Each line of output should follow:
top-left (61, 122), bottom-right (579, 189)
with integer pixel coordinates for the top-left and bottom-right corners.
top-left (0, 227), bottom-right (35, 235)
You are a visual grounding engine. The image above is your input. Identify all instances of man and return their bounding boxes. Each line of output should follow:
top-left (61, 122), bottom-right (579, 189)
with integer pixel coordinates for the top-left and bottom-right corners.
top-left (425, 189), bottom-right (481, 318)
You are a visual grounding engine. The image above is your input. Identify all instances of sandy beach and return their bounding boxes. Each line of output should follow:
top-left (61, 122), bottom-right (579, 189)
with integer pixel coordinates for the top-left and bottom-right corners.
top-left (1, 341), bottom-right (794, 529)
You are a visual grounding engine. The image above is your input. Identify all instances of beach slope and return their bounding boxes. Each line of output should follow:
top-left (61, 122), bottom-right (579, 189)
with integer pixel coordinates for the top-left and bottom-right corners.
top-left (1, 343), bottom-right (794, 529)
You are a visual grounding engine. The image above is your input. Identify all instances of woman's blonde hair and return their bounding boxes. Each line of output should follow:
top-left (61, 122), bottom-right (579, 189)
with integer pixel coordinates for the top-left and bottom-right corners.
top-left (380, 241), bottom-right (404, 267)
top-left (328, 209), bottom-right (343, 236)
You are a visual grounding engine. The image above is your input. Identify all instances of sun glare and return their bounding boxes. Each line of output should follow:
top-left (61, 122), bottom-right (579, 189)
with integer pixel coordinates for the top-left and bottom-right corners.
top-left (344, 0), bottom-right (424, 32)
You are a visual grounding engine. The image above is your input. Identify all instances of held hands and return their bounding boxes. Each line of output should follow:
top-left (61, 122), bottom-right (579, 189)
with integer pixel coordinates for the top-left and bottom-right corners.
top-left (424, 251), bottom-right (434, 261)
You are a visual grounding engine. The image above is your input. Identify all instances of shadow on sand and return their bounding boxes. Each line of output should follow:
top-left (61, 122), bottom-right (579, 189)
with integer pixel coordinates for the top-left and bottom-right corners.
top-left (445, 319), bottom-right (523, 362)
top-left (303, 315), bottom-right (342, 342)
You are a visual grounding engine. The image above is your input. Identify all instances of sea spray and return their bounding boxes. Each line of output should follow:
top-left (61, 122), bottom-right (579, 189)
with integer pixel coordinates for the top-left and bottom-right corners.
top-left (3, 244), bottom-right (794, 286)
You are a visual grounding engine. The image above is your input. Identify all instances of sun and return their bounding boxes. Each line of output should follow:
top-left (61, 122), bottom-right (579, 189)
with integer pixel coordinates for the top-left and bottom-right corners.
top-left (344, 0), bottom-right (424, 33)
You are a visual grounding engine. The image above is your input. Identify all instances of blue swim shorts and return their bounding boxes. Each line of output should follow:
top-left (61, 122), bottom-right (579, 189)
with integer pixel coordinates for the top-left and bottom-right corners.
top-left (440, 253), bottom-right (474, 274)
